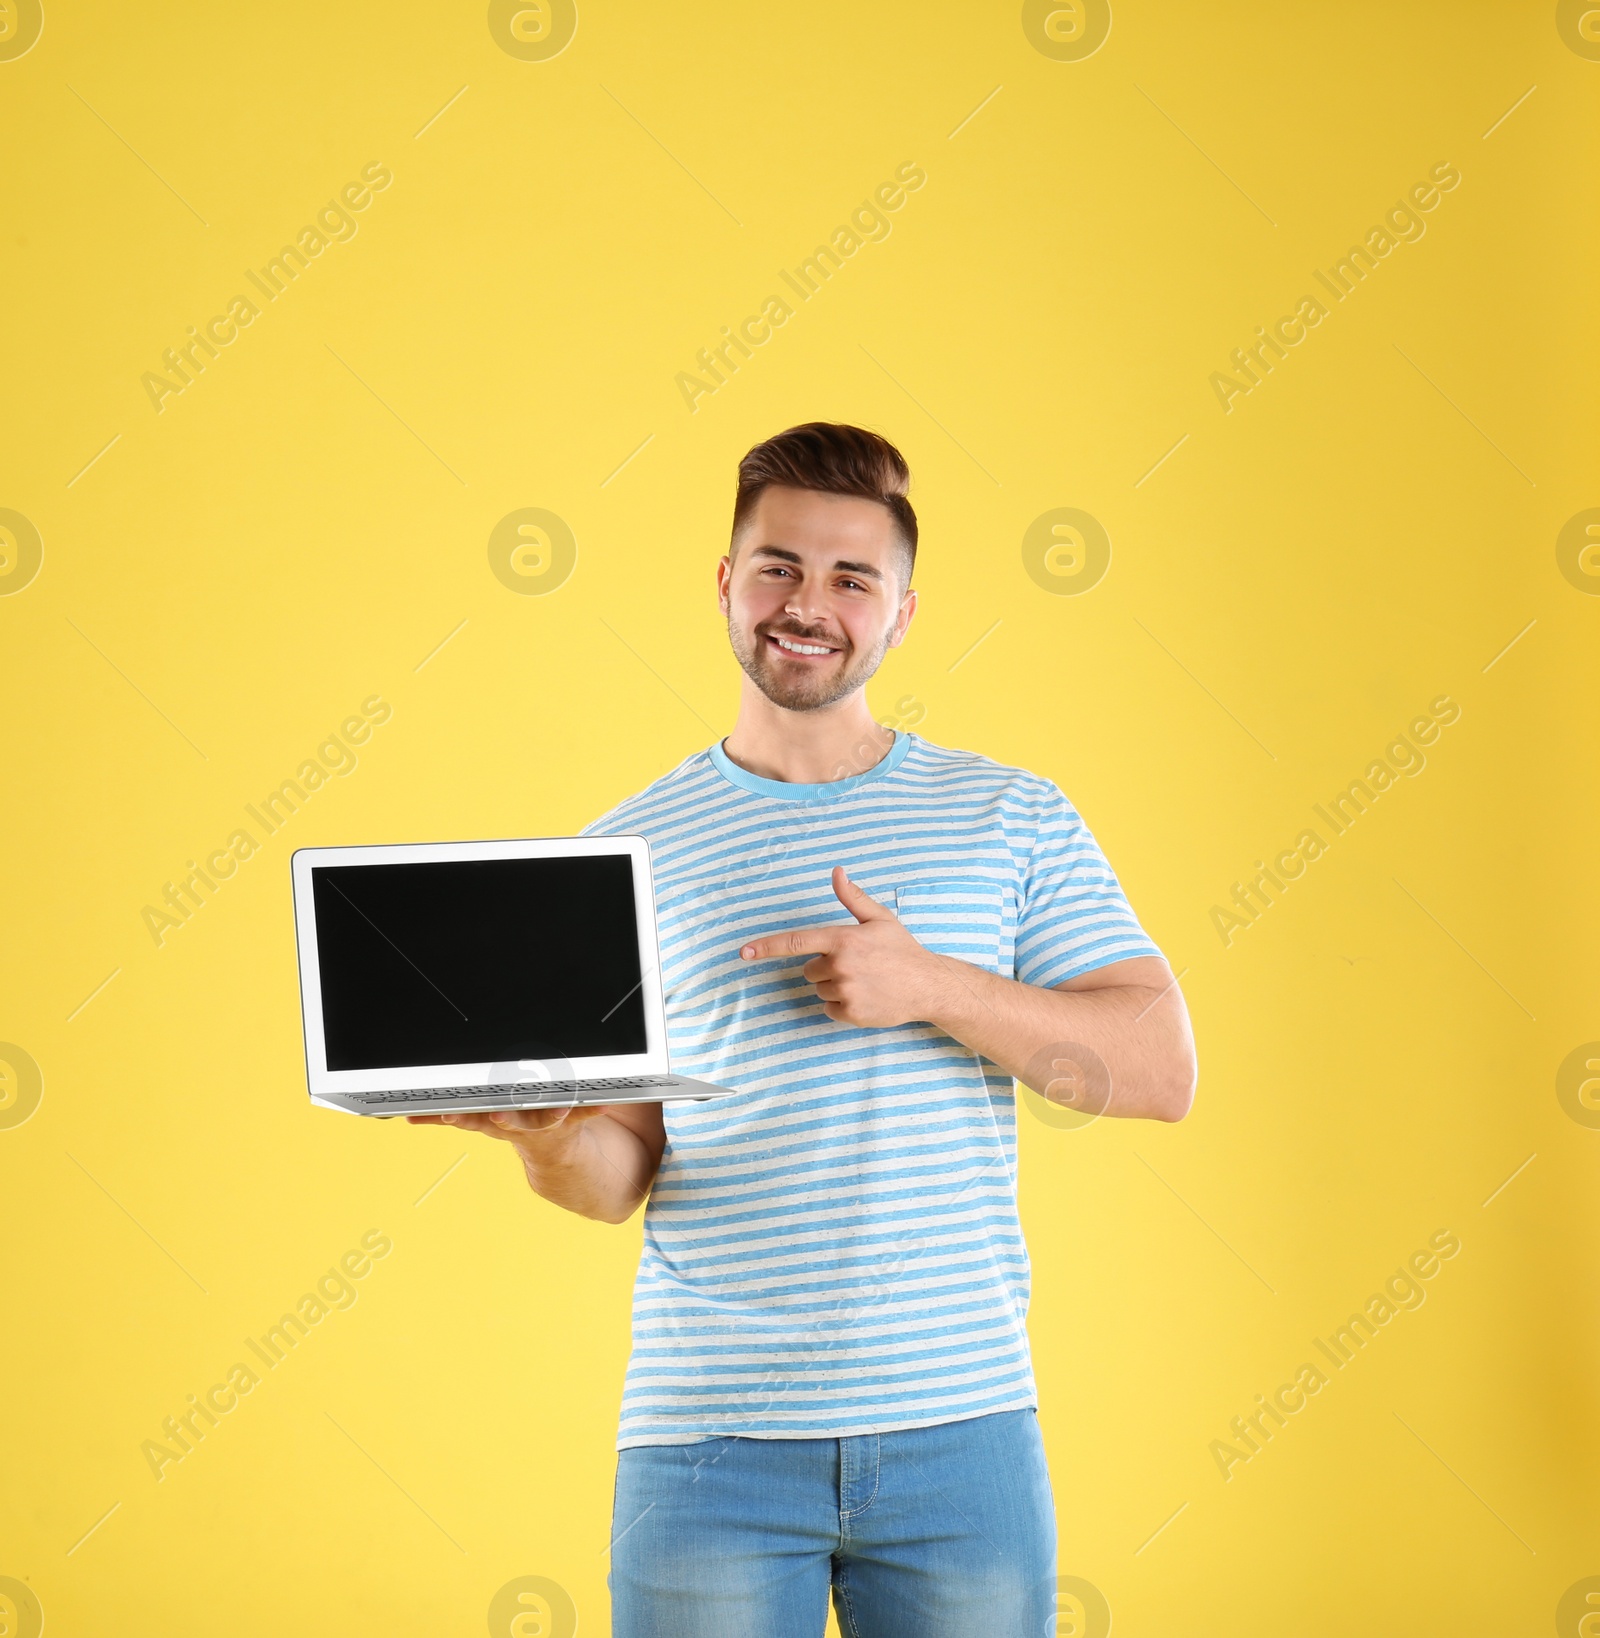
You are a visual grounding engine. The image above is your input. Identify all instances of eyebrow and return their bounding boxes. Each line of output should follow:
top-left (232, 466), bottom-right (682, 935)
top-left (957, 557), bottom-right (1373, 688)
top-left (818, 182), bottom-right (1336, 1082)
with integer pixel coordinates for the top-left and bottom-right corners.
top-left (748, 545), bottom-right (884, 582)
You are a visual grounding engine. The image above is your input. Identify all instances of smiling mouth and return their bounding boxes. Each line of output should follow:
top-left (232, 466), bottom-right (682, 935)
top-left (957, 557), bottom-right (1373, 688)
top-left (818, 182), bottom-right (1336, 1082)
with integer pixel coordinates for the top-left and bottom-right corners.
top-left (764, 631), bottom-right (841, 660)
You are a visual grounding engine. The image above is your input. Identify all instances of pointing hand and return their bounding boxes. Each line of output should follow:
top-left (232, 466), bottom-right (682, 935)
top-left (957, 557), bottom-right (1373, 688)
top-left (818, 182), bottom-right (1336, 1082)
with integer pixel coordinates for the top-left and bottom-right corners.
top-left (738, 867), bottom-right (950, 1028)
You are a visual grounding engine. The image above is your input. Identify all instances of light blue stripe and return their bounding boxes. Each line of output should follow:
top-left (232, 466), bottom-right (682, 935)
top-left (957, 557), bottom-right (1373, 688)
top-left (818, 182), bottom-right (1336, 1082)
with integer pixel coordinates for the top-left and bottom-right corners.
top-left (581, 732), bottom-right (1162, 1447)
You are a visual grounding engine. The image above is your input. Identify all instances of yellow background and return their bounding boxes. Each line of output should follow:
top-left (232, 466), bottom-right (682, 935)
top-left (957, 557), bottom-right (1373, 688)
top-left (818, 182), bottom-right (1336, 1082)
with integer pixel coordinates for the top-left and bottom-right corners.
top-left (2, 1), bottom-right (1596, 1632)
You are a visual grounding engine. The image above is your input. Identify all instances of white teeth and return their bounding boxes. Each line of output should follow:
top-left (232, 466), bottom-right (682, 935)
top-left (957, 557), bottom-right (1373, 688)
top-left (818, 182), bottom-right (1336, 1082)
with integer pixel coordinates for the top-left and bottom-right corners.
top-left (773, 636), bottom-right (834, 656)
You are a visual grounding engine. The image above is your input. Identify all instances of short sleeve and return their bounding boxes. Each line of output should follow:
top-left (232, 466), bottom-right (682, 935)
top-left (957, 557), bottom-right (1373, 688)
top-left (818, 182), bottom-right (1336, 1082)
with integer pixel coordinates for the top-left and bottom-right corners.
top-left (1013, 782), bottom-right (1163, 988)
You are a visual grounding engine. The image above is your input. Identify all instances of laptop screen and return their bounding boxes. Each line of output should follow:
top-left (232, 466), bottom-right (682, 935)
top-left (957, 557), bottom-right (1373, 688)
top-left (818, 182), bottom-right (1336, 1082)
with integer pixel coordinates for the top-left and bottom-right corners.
top-left (310, 853), bottom-right (649, 1072)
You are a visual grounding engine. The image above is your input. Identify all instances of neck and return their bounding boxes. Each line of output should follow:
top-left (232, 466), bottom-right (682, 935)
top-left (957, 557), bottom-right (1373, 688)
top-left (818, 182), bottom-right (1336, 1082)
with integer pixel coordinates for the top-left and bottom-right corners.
top-left (721, 678), bottom-right (894, 785)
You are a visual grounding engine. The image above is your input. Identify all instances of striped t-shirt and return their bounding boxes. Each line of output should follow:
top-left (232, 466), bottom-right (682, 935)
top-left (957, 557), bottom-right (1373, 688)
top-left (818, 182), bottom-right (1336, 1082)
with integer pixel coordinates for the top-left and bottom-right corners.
top-left (581, 730), bottom-right (1162, 1448)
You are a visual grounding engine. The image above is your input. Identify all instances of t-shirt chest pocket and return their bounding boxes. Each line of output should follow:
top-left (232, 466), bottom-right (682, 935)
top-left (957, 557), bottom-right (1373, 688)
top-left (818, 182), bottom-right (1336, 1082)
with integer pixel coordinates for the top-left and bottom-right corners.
top-left (893, 879), bottom-right (1007, 974)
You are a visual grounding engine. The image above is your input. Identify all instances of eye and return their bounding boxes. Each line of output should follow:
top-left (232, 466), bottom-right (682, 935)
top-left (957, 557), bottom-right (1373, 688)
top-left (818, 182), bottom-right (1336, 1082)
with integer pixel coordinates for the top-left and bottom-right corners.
top-left (839, 578), bottom-right (868, 592)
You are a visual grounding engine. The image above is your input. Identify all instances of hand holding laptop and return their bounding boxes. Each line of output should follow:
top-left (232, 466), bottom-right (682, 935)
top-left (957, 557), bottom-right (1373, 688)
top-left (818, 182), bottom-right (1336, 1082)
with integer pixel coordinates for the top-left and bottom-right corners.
top-left (404, 1102), bottom-right (624, 1140)
top-left (406, 1099), bottom-right (668, 1224)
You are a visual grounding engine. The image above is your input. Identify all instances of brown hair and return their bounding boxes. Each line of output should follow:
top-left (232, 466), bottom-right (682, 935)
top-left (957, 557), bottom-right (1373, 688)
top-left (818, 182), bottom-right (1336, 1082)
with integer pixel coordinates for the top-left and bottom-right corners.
top-left (731, 422), bottom-right (917, 581)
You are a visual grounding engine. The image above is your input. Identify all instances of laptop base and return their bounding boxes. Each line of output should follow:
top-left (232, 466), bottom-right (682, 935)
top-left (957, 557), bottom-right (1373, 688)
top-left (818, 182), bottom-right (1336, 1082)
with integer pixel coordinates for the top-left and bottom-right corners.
top-left (314, 1073), bottom-right (735, 1117)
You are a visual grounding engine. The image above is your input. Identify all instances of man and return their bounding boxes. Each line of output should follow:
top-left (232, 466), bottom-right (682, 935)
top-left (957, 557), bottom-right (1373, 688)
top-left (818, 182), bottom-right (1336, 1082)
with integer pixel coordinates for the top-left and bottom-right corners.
top-left (411, 422), bottom-right (1196, 1636)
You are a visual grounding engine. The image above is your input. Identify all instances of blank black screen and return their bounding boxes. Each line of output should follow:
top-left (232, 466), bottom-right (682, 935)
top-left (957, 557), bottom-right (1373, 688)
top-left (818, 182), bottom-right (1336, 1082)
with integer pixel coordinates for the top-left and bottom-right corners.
top-left (312, 854), bottom-right (648, 1071)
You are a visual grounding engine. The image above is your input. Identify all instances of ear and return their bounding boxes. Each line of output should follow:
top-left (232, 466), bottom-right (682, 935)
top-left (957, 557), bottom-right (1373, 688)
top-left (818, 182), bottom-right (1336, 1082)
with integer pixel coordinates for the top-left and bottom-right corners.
top-left (887, 587), bottom-right (917, 649)
top-left (716, 553), bottom-right (732, 615)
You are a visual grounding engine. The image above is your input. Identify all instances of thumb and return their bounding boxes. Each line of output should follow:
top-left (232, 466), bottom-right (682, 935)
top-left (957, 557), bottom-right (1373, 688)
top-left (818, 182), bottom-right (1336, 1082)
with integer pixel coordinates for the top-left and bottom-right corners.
top-left (832, 866), bottom-right (893, 922)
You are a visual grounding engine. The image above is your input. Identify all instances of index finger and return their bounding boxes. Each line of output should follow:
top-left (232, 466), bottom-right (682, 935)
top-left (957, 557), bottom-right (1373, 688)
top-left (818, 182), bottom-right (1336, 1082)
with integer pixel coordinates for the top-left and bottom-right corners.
top-left (740, 925), bottom-right (847, 962)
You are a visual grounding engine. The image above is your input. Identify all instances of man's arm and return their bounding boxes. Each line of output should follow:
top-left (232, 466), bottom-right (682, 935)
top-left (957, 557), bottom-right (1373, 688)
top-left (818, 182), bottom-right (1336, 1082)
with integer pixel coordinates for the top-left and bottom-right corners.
top-left (406, 1099), bottom-right (666, 1224)
top-left (739, 868), bottom-right (1196, 1122)
top-left (919, 950), bottom-right (1195, 1122)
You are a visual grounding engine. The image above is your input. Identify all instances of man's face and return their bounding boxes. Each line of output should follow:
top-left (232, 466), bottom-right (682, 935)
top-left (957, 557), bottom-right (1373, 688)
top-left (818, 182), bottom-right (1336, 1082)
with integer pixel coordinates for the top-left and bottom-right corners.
top-left (718, 486), bottom-right (916, 713)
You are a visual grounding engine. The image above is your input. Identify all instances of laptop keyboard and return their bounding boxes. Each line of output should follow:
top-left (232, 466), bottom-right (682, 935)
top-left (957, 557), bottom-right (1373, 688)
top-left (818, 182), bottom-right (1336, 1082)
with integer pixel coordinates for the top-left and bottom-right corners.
top-left (358, 1076), bottom-right (673, 1106)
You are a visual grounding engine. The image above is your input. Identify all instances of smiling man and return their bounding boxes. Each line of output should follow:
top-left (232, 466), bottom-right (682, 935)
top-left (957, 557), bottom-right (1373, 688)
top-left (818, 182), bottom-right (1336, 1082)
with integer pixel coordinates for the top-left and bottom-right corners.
top-left (412, 422), bottom-right (1196, 1637)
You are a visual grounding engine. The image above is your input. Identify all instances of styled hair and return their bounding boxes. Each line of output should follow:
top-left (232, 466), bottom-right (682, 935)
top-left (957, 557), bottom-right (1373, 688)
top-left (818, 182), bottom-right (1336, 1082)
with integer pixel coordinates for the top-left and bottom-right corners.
top-left (731, 422), bottom-right (917, 581)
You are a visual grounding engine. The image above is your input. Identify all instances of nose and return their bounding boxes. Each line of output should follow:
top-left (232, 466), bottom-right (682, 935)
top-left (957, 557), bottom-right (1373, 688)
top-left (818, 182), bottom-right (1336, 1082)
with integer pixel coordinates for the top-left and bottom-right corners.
top-left (783, 582), bottom-right (832, 628)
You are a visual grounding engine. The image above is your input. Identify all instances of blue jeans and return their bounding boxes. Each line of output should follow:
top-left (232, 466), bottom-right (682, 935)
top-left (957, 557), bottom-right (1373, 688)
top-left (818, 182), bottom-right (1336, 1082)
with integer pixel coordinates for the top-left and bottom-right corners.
top-left (607, 1409), bottom-right (1056, 1637)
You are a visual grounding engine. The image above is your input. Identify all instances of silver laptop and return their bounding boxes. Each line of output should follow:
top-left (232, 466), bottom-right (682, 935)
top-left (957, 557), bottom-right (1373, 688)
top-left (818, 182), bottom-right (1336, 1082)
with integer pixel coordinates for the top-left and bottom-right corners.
top-left (290, 835), bottom-right (738, 1116)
